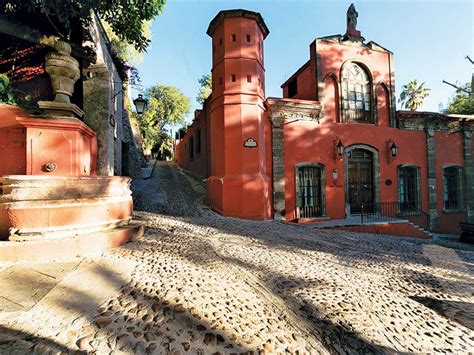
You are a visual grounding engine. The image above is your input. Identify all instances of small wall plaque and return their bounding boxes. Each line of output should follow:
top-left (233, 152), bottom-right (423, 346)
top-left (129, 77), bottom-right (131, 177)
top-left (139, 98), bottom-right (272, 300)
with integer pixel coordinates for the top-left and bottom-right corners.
top-left (243, 138), bottom-right (258, 148)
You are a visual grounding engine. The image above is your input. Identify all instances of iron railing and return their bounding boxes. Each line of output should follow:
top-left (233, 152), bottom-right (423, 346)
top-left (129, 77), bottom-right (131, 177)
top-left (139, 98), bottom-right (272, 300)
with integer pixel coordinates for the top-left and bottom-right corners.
top-left (354, 201), bottom-right (430, 231)
top-left (343, 109), bottom-right (374, 123)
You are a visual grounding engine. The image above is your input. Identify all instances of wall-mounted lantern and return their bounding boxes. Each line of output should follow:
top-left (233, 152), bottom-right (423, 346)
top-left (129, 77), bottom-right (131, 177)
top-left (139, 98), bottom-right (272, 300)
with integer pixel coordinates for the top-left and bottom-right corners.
top-left (334, 138), bottom-right (344, 161)
top-left (390, 142), bottom-right (398, 157)
top-left (386, 139), bottom-right (398, 163)
top-left (133, 94), bottom-right (148, 115)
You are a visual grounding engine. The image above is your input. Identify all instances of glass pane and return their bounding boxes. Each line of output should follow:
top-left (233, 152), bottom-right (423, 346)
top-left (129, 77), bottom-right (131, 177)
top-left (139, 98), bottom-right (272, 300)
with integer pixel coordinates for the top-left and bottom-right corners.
top-left (356, 92), bottom-right (363, 101)
top-left (365, 93), bottom-right (370, 102)
top-left (349, 92), bottom-right (355, 100)
top-left (365, 102), bottom-right (370, 110)
top-left (356, 101), bottom-right (363, 109)
top-left (349, 102), bottom-right (355, 109)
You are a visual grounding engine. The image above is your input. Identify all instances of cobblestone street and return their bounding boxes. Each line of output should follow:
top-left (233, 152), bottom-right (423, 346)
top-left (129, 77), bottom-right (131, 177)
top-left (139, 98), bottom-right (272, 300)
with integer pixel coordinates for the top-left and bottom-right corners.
top-left (1, 161), bottom-right (473, 354)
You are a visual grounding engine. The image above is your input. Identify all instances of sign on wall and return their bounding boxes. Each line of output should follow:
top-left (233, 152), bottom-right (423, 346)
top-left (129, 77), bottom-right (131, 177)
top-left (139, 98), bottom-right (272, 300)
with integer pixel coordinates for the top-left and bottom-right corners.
top-left (243, 138), bottom-right (258, 148)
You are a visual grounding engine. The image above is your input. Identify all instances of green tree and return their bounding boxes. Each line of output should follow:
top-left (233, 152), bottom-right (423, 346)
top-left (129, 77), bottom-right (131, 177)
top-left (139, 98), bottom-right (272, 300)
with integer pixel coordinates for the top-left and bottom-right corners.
top-left (153, 132), bottom-right (174, 160)
top-left (196, 73), bottom-right (212, 105)
top-left (445, 83), bottom-right (474, 115)
top-left (1, 0), bottom-right (166, 51)
top-left (137, 85), bottom-right (190, 151)
top-left (0, 73), bottom-right (15, 104)
top-left (102, 20), bottom-right (151, 65)
top-left (146, 85), bottom-right (190, 127)
top-left (398, 80), bottom-right (430, 111)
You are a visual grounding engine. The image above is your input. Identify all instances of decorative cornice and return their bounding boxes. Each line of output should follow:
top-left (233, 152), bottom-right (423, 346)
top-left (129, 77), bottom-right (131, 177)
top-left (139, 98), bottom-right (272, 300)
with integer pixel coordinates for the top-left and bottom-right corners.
top-left (267, 98), bottom-right (322, 128)
top-left (316, 36), bottom-right (391, 53)
top-left (207, 9), bottom-right (270, 39)
top-left (397, 110), bottom-right (474, 133)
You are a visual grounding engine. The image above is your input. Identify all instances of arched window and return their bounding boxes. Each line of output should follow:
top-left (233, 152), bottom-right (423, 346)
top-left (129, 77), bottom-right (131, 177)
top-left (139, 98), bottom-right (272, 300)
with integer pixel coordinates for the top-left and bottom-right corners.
top-left (341, 62), bottom-right (372, 123)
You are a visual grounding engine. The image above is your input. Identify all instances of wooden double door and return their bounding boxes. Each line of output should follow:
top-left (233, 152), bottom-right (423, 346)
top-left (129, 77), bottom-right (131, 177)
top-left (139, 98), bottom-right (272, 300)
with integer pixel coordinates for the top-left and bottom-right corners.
top-left (348, 149), bottom-right (374, 213)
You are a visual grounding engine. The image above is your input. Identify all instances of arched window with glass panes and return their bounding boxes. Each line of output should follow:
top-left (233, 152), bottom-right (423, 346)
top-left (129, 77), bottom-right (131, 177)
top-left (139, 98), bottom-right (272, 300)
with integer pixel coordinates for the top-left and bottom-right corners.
top-left (341, 62), bottom-right (372, 123)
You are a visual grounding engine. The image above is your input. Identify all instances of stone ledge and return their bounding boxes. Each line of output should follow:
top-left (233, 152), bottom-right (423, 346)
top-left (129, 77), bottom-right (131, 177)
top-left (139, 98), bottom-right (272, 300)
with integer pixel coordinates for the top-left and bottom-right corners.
top-left (38, 101), bottom-right (84, 119)
top-left (0, 224), bottom-right (144, 262)
top-left (267, 97), bottom-right (322, 125)
top-left (0, 175), bottom-right (131, 201)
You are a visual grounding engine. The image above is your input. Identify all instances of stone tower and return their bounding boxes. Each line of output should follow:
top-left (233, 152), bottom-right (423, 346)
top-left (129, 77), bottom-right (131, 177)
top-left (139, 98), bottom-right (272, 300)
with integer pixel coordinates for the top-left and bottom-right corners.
top-left (206, 9), bottom-right (272, 220)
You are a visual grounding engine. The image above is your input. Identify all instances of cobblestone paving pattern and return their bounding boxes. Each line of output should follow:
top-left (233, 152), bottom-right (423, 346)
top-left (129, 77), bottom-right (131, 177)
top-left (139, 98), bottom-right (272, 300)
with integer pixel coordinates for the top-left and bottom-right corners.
top-left (2, 161), bottom-right (473, 354)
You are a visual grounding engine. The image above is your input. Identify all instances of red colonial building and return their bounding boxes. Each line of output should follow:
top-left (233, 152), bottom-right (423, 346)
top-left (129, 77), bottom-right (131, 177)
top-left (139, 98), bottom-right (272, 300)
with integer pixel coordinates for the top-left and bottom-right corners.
top-left (176, 7), bottom-right (474, 235)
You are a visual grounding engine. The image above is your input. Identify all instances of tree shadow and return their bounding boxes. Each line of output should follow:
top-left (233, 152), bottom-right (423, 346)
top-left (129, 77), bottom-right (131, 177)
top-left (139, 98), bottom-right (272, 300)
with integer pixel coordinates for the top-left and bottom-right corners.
top-left (409, 296), bottom-right (473, 331)
top-left (135, 224), bottom-right (392, 353)
top-left (0, 325), bottom-right (73, 353)
top-left (0, 258), bottom-right (251, 353)
top-left (126, 162), bottom-right (474, 352)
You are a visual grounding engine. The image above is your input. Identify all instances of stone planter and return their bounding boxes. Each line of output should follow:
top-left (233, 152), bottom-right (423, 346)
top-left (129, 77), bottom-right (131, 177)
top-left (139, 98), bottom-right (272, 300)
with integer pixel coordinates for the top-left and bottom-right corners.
top-left (44, 40), bottom-right (80, 104)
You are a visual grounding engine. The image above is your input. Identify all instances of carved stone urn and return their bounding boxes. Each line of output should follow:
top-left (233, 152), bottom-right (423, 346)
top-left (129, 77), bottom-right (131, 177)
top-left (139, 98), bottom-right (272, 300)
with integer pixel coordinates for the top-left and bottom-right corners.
top-left (39, 40), bottom-right (83, 118)
top-left (45, 40), bottom-right (80, 103)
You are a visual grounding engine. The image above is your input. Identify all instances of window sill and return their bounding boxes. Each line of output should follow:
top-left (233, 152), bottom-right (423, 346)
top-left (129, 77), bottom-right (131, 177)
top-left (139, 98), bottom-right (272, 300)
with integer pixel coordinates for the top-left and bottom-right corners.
top-left (297, 215), bottom-right (330, 222)
top-left (443, 209), bottom-right (464, 214)
top-left (343, 121), bottom-right (376, 125)
top-left (398, 211), bottom-right (422, 217)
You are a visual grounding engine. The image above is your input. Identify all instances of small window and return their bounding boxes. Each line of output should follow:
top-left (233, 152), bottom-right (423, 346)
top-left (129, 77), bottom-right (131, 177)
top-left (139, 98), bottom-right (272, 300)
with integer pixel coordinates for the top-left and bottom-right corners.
top-left (231, 74), bottom-right (236, 82)
top-left (247, 75), bottom-right (252, 83)
top-left (443, 166), bottom-right (463, 210)
top-left (219, 38), bottom-right (223, 45)
top-left (246, 34), bottom-right (251, 42)
top-left (196, 129), bottom-right (201, 155)
top-left (189, 137), bottom-right (194, 160)
top-left (232, 34), bottom-right (236, 42)
top-left (288, 78), bottom-right (297, 98)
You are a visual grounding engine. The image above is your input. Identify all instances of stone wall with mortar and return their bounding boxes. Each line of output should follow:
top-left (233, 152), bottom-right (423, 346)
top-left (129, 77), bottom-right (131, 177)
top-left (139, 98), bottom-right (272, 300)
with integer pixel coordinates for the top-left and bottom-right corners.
top-left (82, 16), bottom-right (144, 177)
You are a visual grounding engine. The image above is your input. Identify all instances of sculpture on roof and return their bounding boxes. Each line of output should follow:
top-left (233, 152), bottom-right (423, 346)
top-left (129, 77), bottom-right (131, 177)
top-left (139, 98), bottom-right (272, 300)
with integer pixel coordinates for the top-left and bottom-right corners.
top-left (347, 3), bottom-right (358, 31)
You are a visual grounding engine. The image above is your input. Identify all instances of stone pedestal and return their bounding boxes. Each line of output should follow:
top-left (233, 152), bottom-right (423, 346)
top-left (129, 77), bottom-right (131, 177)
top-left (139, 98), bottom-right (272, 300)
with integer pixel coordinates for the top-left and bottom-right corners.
top-left (37, 101), bottom-right (84, 119)
top-left (0, 175), bottom-right (133, 241)
top-left (0, 104), bottom-right (97, 176)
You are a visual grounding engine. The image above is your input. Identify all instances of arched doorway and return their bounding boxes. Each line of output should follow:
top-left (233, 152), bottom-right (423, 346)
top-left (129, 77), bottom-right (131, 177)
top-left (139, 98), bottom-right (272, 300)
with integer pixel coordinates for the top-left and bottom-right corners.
top-left (345, 146), bottom-right (379, 214)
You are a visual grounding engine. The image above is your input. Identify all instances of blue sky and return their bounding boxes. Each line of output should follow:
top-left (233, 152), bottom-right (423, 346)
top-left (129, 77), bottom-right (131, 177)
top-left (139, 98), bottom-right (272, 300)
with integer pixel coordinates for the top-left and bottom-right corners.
top-left (134, 0), bottom-right (473, 125)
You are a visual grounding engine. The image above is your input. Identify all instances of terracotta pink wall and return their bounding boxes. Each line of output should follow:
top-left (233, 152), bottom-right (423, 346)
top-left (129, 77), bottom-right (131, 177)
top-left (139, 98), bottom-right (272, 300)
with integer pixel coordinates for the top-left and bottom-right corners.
top-left (175, 107), bottom-right (209, 178)
top-left (0, 126), bottom-right (27, 176)
top-left (317, 39), bottom-right (392, 87)
top-left (205, 13), bottom-right (272, 220)
top-left (435, 131), bottom-right (466, 234)
top-left (281, 39), bottom-right (433, 226)
top-left (333, 222), bottom-right (430, 239)
top-left (282, 63), bottom-right (313, 100)
top-left (0, 104), bottom-right (97, 177)
top-left (283, 121), bottom-right (428, 222)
